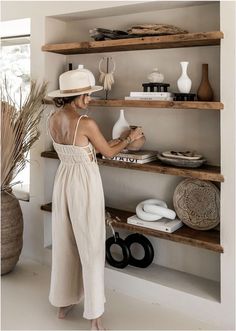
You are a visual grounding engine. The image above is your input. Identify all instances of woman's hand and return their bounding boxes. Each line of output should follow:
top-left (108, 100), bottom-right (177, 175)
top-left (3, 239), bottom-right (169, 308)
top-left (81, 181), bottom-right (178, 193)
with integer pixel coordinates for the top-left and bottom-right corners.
top-left (128, 127), bottom-right (144, 142)
top-left (120, 127), bottom-right (144, 143)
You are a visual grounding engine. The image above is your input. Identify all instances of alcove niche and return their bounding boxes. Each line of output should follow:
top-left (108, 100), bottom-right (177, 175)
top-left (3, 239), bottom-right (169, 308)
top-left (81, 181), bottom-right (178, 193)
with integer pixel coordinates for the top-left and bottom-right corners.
top-left (42, 1), bottom-right (223, 323)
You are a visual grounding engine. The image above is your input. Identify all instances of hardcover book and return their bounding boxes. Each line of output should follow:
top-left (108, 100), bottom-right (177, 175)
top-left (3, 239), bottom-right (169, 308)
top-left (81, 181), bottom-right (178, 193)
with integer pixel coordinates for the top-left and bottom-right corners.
top-left (127, 215), bottom-right (183, 233)
top-left (103, 150), bottom-right (157, 160)
top-left (130, 92), bottom-right (173, 97)
top-left (125, 96), bottom-right (173, 101)
top-left (102, 155), bottom-right (157, 164)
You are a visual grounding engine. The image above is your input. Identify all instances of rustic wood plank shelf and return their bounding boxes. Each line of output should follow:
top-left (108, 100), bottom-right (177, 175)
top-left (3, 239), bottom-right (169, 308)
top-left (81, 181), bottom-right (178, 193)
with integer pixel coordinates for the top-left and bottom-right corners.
top-left (42, 31), bottom-right (223, 55)
top-left (40, 203), bottom-right (223, 253)
top-left (41, 151), bottom-right (224, 182)
top-left (43, 98), bottom-right (223, 110)
top-left (89, 99), bottom-right (223, 110)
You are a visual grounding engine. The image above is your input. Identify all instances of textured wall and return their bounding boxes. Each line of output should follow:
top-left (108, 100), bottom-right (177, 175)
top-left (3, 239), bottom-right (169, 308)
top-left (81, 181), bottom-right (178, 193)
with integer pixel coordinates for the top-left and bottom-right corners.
top-left (64, 3), bottom-right (221, 281)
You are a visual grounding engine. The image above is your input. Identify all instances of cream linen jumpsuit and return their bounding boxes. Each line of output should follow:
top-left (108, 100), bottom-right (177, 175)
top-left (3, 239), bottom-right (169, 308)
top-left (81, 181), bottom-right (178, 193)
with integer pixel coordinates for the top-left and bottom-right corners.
top-left (47, 114), bottom-right (106, 320)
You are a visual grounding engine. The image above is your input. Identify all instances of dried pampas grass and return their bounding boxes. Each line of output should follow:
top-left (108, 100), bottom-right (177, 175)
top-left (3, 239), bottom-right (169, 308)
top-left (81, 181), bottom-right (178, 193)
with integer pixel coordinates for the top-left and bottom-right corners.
top-left (1, 80), bottom-right (48, 192)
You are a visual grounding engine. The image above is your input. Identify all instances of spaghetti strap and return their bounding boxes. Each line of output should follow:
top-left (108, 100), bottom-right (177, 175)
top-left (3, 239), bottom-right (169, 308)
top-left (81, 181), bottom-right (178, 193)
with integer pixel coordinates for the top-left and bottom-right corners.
top-left (72, 115), bottom-right (88, 146)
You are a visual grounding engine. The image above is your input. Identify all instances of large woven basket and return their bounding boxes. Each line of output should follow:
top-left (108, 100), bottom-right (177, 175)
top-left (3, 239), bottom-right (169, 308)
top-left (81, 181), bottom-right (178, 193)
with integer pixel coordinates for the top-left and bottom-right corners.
top-left (1, 191), bottom-right (23, 275)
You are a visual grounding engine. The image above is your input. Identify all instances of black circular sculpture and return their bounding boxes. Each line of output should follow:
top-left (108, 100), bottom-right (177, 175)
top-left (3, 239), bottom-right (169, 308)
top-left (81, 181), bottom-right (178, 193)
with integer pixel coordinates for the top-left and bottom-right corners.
top-left (173, 92), bottom-right (196, 101)
top-left (124, 233), bottom-right (154, 268)
top-left (106, 232), bottom-right (130, 269)
top-left (106, 232), bottom-right (155, 269)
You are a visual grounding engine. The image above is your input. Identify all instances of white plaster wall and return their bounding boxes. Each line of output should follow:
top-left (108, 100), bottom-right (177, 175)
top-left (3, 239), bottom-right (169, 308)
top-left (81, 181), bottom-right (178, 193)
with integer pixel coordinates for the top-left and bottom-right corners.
top-left (1, 1), bottom-right (235, 329)
top-left (42, 3), bottom-right (221, 282)
top-left (219, 1), bottom-right (236, 328)
top-left (1, 0), bottom-right (147, 264)
top-left (2, 0), bottom-right (221, 283)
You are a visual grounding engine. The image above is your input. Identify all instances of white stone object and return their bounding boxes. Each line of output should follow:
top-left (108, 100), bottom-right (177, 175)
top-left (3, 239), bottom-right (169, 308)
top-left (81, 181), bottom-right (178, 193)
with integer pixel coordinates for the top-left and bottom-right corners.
top-left (177, 61), bottom-right (192, 93)
top-left (147, 68), bottom-right (164, 83)
top-left (112, 109), bottom-right (130, 139)
top-left (136, 199), bottom-right (176, 221)
top-left (144, 204), bottom-right (176, 219)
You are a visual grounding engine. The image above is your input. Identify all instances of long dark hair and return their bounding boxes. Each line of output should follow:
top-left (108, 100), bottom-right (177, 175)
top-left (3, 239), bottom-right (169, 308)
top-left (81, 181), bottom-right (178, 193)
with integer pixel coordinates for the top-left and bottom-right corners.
top-left (53, 96), bottom-right (77, 108)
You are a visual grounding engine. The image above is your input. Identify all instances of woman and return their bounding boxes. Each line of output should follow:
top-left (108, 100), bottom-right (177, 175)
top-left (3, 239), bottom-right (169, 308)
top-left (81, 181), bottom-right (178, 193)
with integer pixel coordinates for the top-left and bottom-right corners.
top-left (47, 67), bottom-right (143, 331)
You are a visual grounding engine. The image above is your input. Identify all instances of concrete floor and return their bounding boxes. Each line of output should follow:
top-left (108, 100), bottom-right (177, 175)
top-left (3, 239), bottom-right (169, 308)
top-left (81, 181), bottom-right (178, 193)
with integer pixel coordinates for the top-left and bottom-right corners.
top-left (1, 256), bottom-right (219, 331)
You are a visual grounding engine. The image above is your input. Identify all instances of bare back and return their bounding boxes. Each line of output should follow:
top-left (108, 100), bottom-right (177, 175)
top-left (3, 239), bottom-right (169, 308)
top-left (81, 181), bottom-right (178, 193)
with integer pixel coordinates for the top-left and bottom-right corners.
top-left (48, 109), bottom-right (89, 147)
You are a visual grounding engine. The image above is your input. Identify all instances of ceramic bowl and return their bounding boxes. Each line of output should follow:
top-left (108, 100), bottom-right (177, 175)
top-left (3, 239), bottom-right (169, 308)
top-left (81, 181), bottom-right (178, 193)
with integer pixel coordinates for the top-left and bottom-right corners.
top-left (157, 154), bottom-right (206, 168)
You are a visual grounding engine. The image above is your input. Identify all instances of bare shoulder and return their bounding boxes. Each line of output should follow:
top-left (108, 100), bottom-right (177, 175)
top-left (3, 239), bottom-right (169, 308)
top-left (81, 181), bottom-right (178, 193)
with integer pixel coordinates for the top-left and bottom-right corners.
top-left (82, 116), bottom-right (99, 129)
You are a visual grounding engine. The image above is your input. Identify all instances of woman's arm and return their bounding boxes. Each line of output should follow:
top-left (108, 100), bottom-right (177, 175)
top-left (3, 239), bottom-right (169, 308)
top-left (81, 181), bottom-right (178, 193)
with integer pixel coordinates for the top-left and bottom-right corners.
top-left (94, 139), bottom-right (120, 154)
top-left (107, 139), bottom-right (121, 147)
top-left (84, 118), bottom-right (143, 158)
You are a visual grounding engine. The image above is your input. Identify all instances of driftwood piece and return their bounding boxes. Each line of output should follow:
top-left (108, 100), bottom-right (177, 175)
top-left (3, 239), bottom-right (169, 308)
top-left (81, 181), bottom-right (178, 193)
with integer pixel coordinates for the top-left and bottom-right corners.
top-left (127, 24), bottom-right (188, 35)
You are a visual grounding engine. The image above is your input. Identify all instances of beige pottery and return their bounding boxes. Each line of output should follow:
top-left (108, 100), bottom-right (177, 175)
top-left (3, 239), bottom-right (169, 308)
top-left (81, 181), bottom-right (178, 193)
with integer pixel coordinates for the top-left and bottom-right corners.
top-left (120, 126), bottom-right (146, 151)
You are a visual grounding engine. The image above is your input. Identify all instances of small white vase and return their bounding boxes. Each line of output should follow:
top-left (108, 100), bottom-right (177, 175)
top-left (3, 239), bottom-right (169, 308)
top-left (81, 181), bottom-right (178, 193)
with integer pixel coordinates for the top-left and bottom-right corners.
top-left (112, 109), bottom-right (130, 139)
top-left (177, 61), bottom-right (192, 93)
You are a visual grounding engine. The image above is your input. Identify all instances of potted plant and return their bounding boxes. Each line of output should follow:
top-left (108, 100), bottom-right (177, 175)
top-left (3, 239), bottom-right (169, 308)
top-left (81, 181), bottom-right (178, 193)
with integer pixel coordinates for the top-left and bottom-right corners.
top-left (1, 80), bottom-right (47, 275)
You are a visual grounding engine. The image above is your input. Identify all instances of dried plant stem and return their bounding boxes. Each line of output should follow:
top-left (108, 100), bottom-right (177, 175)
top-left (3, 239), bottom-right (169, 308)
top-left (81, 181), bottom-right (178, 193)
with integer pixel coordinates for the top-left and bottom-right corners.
top-left (1, 80), bottom-right (48, 192)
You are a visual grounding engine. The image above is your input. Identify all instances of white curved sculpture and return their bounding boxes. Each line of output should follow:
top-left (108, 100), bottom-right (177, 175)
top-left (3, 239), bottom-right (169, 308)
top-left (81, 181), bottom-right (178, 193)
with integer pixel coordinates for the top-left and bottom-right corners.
top-left (136, 199), bottom-right (176, 222)
top-left (144, 204), bottom-right (176, 220)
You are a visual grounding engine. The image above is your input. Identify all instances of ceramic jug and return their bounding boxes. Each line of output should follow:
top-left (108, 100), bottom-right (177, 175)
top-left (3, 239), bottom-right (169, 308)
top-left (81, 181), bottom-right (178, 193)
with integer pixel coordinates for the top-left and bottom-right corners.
top-left (177, 61), bottom-right (192, 93)
top-left (120, 125), bottom-right (146, 151)
top-left (112, 109), bottom-right (130, 139)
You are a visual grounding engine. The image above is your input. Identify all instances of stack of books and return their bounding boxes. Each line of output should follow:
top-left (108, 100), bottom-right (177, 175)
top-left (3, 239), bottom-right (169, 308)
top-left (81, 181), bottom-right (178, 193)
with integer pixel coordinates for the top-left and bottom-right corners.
top-left (125, 92), bottom-right (174, 101)
top-left (102, 150), bottom-right (157, 164)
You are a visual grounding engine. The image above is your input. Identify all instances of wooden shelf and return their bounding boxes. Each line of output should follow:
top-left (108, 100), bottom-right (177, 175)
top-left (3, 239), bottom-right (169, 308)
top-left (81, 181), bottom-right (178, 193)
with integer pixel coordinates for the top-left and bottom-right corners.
top-left (41, 203), bottom-right (52, 212)
top-left (41, 151), bottom-right (224, 182)
top-left (40, 203), bottom-right (223, 253)
top-left (43, 98), bottom-right (223, 110)
top-left (90, 99), bottom-right (223, 110)
top-left (98, 157), bottom-right (224, 182)
top-left (42, 31), bottom-right (223, 55)
top-left (41, 150), bottom-right (58, 159)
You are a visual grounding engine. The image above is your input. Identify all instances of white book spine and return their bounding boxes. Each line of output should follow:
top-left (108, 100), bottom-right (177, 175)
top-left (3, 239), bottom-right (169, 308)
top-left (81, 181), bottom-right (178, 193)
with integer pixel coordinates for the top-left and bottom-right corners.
top-left (130, 92), bottom-right (173, 97)
top-left (127, 215), bottom-right (183, 233)
top-left (103, 156), bottom-right (156, 164)
top-left (125, 96), bottom-right (173, 101)
top-left (102, 151), bottom-right (156, 160)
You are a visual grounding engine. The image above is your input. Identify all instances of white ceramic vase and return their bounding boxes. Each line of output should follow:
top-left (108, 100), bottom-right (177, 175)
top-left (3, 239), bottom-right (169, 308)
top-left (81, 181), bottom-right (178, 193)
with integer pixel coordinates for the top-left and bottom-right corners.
top-left (177, 61), bottom-right (192, 93)
top-left (112, 109), bottom-right (130, 139)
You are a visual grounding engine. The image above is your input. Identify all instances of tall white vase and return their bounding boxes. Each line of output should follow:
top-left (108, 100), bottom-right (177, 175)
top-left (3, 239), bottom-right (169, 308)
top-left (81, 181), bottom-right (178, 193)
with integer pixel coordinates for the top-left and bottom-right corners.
top-left (177, 61), bottom-right (192, 93)
top-left (112, 109), bottom-right (130, 139)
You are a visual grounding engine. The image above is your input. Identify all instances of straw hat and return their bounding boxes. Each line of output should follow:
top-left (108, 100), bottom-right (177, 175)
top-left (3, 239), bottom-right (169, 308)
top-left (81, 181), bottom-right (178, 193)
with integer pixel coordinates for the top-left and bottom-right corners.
top-left (48, 65), bottom-right (103, 98)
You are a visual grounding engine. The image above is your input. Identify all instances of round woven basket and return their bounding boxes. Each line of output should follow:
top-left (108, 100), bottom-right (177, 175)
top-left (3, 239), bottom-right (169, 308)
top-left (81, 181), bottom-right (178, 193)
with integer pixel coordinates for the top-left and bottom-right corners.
top-left (173, 179), bottom-right (220, 230)
top-left (1, 191), bottom-right (23, 275)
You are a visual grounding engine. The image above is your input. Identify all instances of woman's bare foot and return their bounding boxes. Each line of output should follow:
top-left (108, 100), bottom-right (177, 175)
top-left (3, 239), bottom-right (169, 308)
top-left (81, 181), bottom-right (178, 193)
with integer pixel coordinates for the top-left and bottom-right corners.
top-left (58, 304), bottom-right (75, 319)
top-left (91, 315), bottom-right (106, 330)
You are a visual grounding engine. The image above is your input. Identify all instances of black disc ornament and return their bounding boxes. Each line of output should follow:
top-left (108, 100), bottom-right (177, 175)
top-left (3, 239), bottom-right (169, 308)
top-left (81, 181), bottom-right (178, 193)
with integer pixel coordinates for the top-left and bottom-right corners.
top-left (124, 233), bottom-right (154, 268)
top-left (106, 232), bottom-right (130, 269)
